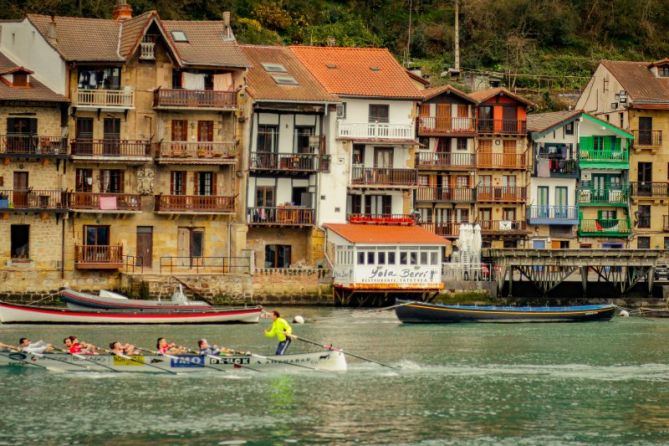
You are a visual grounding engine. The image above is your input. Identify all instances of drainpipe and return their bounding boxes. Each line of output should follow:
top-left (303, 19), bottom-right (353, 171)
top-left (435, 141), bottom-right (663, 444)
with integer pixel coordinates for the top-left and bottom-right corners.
top-left (61, 216), bottom-right (65, 280)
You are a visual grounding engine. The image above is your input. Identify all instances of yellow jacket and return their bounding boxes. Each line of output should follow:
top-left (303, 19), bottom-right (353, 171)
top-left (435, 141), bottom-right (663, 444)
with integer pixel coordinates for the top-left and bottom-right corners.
top-left (265, 318), bottom-right (292, 342)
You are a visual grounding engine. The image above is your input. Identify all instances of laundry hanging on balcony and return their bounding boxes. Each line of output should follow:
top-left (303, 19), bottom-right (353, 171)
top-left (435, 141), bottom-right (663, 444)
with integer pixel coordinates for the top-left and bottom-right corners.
top-left (182, 72), bottom-right (206, 90)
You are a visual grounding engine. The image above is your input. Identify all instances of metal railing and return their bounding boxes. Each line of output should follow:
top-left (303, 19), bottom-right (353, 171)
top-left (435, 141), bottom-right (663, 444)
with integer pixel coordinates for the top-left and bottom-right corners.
top-left (249, 152), bottom-right (326, 172)
top-left (418, 222), bottom-right (463, 237)
top-left (535, 157), bottom-right (578, 177)
top-left (579, 147), bottom-right (628, 163)
top-left (418, 116), bottom-right (476, 134)
top-left (442, 263), bottom-right (493, 281)
top-left (76, 88), bottom-right (134, 108)
top-left (70, 192), bottom-right (141, 211)
top-left (159, 256), bottom-right (251, 274)
top-left (247, 206), bottom-right (315, 225)
top-left (71, 139), bottom-right (150, 157)
top-left (477, 119), bottom-right (527, 135)
top-left (577, 186), bottom-right (629, 206)
top-left (154, 88), bottom-right (237, 109)
top-left (479, 220), bottom-right (528, 233)
top-left (337, 122), bottom-right (415, 140)
top-left (415, 187), bottom-right (474, 202)
top-left (415, 152), bottom-right (476, 169)
top-left (346, 213), bottom-right (415, 225)
top-left (0, 135), bottom-right (67, 156)
top-left (0, 189), bottom-right (68, 210)
top-left (578, 219), bottom-right (631, 235)
top-left (75, 244), bottom-right (123, 267)
top-left (632, 129), bottom-right (662, 147)
top-left (476, 186), bottom-right (526, 203)
top-left (350, 167), bottom-right (417, 186)
top-left (157, 141), bottom-right (236, 160)
top-left (477, 152), bottom-right (527, 169)
top-left (527, 206), bottom-right (578, 221)
top-left (124, 255), bottom-right (144, 274)
top-left (155, 195), bottom-right (235, 213)
top-left (631, 182), bottom-right (669, 198)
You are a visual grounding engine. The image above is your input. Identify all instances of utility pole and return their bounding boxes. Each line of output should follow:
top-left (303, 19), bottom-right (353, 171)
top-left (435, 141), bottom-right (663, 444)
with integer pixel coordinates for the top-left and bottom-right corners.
top-left (404, 0), bottom-right (414, 67)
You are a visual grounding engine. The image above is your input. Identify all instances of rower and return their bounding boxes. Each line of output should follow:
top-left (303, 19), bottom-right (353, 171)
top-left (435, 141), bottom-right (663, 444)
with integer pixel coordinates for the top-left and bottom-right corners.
top-left (64, 336), bottom-right (98, 355)
top-left (19, 338), bottom-right (52, 354)
top-left (264, 310), bottom-right (294, 356)
top-left (156, 337), bottom-right (187, 355)
top-left (197, 339), bottom-right (233, 356)
top-left (109, 341), bottom-right (137, 356)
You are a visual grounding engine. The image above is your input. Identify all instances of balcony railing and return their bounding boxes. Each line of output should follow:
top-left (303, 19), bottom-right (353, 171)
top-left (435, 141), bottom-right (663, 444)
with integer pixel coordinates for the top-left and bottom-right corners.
top-left (70, 192), bottom-right (141, 212)
top-left (0, 135), bottom-right (67, 157)
top-left (415, 187), bottom-right (474, 202)
top-left (579, 148), bottom-right (628, 164)
top-left (477, 152), bottom-right (527, 169)
top-left (159, 256), bottom-right (251, 275)
top-left (480, 220), bottom-right (528, 234)
top-left (247, 206), bottom-right (314, 226)
top-left (347, 213), bottom-right (415, 225)
top-left (75, 244), bottom-right (123, 270)
top-left (418, 222), bottom-right (462, 237)
top-left (153, 89), bottom-right (237, 109)
top-left (415, 152), bottom-right (476, 169)
top-left (157, 141), bottom-right (236, 162)
top-left (418, 116), bottom-right (476, 135)
top-left (350, 167), bottom-right (417, 187)
top-left (477, 119), bottom-right (527, 135)
top-left (527, 206), bottom-right (578, 225)
top-left (139, 42), bottom-right (155, 60)
top-left (71, 139), bottom-right (150, 158)
top-left (76, 89), bottom-right (134, 108)
top-left (631, 182), bottom-right (669, 198)
top-left (155, 195), bottom-right (235, 213)
top-left (476, 186), bottom-right (526, 203)
top-left (632, 130), bottom-right (662, 148)
top-left (577, 186), bottom-right (629, 206)
top-left (535, 157), bottom-right (578, 178)
top-left (249, 152), bottom-right (328, 173)
top-left (578, 219), bottom-right (631, 237)
top-left (0, 189), bottom-right (68, 211)
top-left (337, 122), bottom-right (414, 140)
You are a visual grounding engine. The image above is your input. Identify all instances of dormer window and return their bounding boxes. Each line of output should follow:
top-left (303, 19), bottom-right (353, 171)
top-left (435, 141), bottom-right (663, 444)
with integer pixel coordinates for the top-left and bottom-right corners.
top-left (660, 66), bottom-right (669, 77)
top-left (12, 72), bottom-right (28, 87)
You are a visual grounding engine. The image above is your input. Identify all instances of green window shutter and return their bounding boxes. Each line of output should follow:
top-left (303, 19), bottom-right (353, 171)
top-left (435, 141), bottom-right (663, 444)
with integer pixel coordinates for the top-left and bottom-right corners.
top-left (579, 136), bottom-right (593, 151)
top-left (597, 210), bottom-right (603, 220)
top-left (613, 137), bottom-right (621, 151)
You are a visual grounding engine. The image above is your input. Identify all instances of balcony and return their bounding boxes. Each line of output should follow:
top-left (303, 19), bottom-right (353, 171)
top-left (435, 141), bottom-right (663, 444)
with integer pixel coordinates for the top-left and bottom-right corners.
top-left (0, 189), bottom-right (68, 212)
top-left (156, 141), bottom-right (236, 164)
top-left (247, 206), bottom-right (314, 227)
top-left (527, 206), bottom-right (578, 225)
top-left (476, 186), bottom-right (526, 203)
top-left (577, 186), bottom-right (629, 207)
top-left (477, 119), bottom-right (527, 135)
top-left (0, 135), bottom-right (67, 159)
top-left (415, 187), bottom-right (475, 203)
top-left (632, 130), bottom-right (662, 152)
top-left (418, 222), bottom-right (462, 238)
top-left (139, 42), bottom-right (155, 60)
top-left (535, 157), bottom-right (578, 178)
top-left (578, 219), bottom-right (631, 237)
top-left (480, 220), bottom-right (528, 235)
top-left (415, 152), bottom-right (476, 170)
top-left (75, 89), bottom-right (134, 110)
top-left (70, 192), bottom-right (141, 213)
top-left (337, 122), bottom-right (415, 141)
top-left (417, 116), bottom-right (476, 136)
top-left (350, 167), bottom-right (417, 188)
top-left (347, 213), bottom-right (415, 225)
top-left (75, 244), bottom-right (123, 270)
top-left (249, 152), bottom-right (329, 175)
top-left (155, 195), bottom-right (235, 214)
top-left (630, 182), bottom-right (669, 201)
top-left (477, 152), bottom-right (527, 170)
top-left (70, 139), bottom-right (151, 162)
top-left (578, 147), bottom-right (628, 169)
top-left (153, 88), bottom-right (237, 110)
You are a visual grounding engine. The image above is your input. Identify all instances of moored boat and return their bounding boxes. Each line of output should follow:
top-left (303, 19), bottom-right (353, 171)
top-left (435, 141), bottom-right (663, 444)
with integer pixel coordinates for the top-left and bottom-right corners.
top-left (60, 287), bottom-right (212, 311)
top-left (0, 302), bottom-right (262, 324)
top-left (395, 300), bottom-right (617, 323)
top-left (0, 350), bottom-right (347, 373)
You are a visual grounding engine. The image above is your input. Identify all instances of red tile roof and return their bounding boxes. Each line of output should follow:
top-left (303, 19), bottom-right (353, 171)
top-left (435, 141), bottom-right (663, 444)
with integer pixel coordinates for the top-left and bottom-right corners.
top-left (527, 110), bottom-right (581, 132)
top-left (289, 46), bottom-right (423, 99)
top-left (600, 60), bottom-right (669, 103)
top-left (325, 224), bottom-right (449, 245)
top-left (422, 84), bottom-right (477, 103)
top-left (468, 87), bottom-right (536, 108)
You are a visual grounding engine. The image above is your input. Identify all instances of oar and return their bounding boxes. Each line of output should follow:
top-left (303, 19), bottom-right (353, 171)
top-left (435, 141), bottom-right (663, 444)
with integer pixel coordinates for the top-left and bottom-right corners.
top-left (24, 349), bottom-right (91, 371)
top-left (99, 348), bottom-right (178, 375)
top-left (0, 350), bottom-right (54, 371)
top-left (53, 347), bottom-right (123, 373)
top-left (293, 335), bottom-right (398, 370)
top-left (136, 347), bottom-right (228, 374)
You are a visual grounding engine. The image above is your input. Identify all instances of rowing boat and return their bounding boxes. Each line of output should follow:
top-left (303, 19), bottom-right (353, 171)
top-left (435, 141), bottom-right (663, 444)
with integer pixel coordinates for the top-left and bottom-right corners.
top-left (395, 300), bottom-right (617, 323)
top-left (0, 302), bottom-right (263, 324)
top-left (60, 288), bottom-right (212, 311)
top-left (0, 350), bottom-right (347, 373)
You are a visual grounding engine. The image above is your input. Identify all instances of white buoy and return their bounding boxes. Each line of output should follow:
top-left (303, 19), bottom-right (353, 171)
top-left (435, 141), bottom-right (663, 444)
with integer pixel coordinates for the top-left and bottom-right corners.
top-left (293, 315), bottom-right (305, 324)
top-left (619, 310), bottom-right (630, 318)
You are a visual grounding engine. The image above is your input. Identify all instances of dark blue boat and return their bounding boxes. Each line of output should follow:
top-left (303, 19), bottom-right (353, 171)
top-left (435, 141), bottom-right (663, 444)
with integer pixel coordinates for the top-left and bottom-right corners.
top-left (395, 301), bottom-right (616, 323)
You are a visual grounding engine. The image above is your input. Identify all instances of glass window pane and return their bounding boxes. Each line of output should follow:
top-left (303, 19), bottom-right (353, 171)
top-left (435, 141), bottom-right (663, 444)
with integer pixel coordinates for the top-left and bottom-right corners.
top-left (357, 252), bottom-right (365, 265)
top-left (388, 252), bottom-right (396, 265)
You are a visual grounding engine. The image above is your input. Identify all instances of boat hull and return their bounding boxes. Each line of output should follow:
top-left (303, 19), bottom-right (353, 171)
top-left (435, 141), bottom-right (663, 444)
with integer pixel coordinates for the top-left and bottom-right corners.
top-left (0, 302), bottom-right (262, 324)
top-left (395, 301), bottom-right (617, 323)
top-left (0, 350), bottom-right (347, 373)
top-left (60, 289), bottom-right (212, 311)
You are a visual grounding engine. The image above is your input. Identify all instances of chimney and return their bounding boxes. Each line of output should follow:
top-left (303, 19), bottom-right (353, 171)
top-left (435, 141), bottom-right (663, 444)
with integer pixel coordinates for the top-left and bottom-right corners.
top-left (112, 0), bottom-right (133, 21)
top-left (222, 11), bottom-right (232, 40)
top-left (47, 16), bottom-right (57, 44)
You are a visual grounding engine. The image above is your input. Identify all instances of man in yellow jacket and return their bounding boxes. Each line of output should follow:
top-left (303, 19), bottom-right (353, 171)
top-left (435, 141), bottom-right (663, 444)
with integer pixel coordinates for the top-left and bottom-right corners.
top-left (265, 310), bottom-right (293, 355)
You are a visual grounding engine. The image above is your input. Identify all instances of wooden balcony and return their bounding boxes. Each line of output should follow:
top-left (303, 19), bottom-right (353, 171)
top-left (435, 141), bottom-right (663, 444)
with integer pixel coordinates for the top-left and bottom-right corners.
top-left (477, 152), bottom-right (527, 170)
top-left (480, 220), bottom-right (528, 235)
top-left (347, 213), bottom-right (415, 225)
top-left (527, 206), bottom-right (578, 225)
top-left (419, 222), bottom-right (462, 238)
top-left (75, 89), bottom-right (134, 109)
top-left (247, 206), bottom-right (314, 227)
top-left (477, 119), bottom-right (527, 135)
top-left (70, 139), bottom-right (151, 162)
top-left (155, 195), bottom-right (235, 214)
top-left (70, 192), bottom-right (141, 213)
top-left (75, 244), bottom-right (123, 270)
top-left (0, 189), bottom-right (68, 212)
top-left (632, 130), bottom-right (662, 152)
top-left (0, 135), bottom-right (67, 158)
top-left (249, 152), bottom-right (329, 175)
top-left (153, 89), bottom-right (237, 110)
top-left (417, 116), bottom-right (476, 136)
top-left (577, 186), bottom-right (629, 207)
top-left (350, 167), bottom-right (417, 188)
top-left (337, 122), bottom-right (415, 141)
top-left (156, 141), bottom-right (236, 164)
top-left (415, 152), bottom-right (476, 170)
top-left (578, 219), bottom-right (631, 237)
top-left (631, 182), bottom-right (669, 200)
top-left (415, 187), bottom-right (475, 203)
top-left (476, 186), bottom-right (526, 203)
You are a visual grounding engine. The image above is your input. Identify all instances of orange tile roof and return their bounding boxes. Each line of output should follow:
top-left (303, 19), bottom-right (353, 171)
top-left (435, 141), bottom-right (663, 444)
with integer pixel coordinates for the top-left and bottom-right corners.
top-left (289, 46), bottom-right (423, 99)
top-left (325, 224), bottom-right (449, 245)
top-left (468, 87), bottom-right (536, 108)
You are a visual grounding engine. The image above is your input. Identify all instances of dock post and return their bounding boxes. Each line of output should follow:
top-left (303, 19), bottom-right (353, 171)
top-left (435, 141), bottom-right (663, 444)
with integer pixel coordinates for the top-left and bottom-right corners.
top-left (580, 266), bottom-right (588, 296)
top-left (508, 266), bottom-right (513, 297)
top-left (648, 267), bottom-right (655, 296)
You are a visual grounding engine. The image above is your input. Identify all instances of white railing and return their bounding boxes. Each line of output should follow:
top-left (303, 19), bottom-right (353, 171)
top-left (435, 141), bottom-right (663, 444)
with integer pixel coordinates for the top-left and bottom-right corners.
top-left (337, 122), bottom-right (415, 140)
top-left (140, 42), bottom-right (155, 60)
top-left (76, 88), bottom-right (134, 108)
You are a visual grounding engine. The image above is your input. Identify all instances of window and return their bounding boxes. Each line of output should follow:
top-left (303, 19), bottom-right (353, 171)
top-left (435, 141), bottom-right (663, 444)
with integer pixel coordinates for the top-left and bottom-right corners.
top-left (619, 112), bottom-right (624, 128)
top-left (295, 127), bottom-right (316, 153)
top-left (418, 175), bottom-right (429, 186)
top-left (564, 121), bottom-right (574, 135)
top-left (336, 103), bottom-right (346, 119)
top-left (430, 251), bottom-right (438, 265)
top-left (503, 240), bottom-right (517, 248)
top-left (257, 125), bottom-right (278, 153)
top-left (75, 169), bottom-right (93, 192)
top-left (660, 66), bottom-right (669, 77)
top-left (352, 145), bottom-right (365, 164)
top-left (85, 225), bottom-right (110, 246)
top-left (638, 236), bottom-right (650, 249)
top-left (369, 104), bottom-right (389, 123)
top-left (261, 63), bottom-right (287, 73)
top-left (456, 138), bottom-right (468, 151)
top-left (638, 205), bottom-right (651, 228)
top-left (357, 251), bottom-right (365, 265)
top-left (410, 252), bottom-right (418, 265)
top-left (171, 171), bottom-right (186, 195)
top-left (388, 251), bottom-right (396, 265)
top-left (171, 31), bottom-right (188, 42)
top-left (664, 237), bottom-right (669, 250)
top-left (378, 252), bottom-right (386, 265)
top-left (12, 72), bottom-right (28, 87)
top-left (256, 187), bottom-right (275, 208)
top-left (560, 241), bottom-right (570, 249)
top-left (272, 75), bottom-right (298, 85)
top-left (400, 251), bottom-right (408, 265)
top-left (420, 252), bottom-right (428, 265)
top-left (194, 172), bottom-right (215, 196)
top-left (78, 67), bottom-right (120, 90)
top-left (367, 252), bottom-right (375, 264)
top-left (10, 225), bottom-right (29, 259)
top-left (503, 208), bottom-right (517, 221)
top-left (265, 245), bottom-right (291, 268)
top-left (171, 120), bottom-right (188, 141)
top-left (100, 169), bottom-right (124, 193)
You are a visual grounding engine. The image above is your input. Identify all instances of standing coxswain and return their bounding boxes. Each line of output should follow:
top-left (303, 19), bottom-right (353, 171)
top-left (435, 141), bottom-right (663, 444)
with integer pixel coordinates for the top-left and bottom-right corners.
top-left (264, 310), bottom-right (294, 355)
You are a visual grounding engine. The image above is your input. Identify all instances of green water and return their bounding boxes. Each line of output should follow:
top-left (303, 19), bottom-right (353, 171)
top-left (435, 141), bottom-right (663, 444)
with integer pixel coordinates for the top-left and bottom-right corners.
top-left (1, 308), bottom-right (669, 445)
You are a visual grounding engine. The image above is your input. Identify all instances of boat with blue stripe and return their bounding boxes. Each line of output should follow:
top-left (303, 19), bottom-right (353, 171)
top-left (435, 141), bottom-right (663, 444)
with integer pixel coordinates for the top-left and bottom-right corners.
top-left (395, 301), bottom-right (616, 323)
